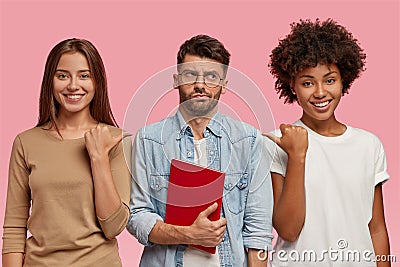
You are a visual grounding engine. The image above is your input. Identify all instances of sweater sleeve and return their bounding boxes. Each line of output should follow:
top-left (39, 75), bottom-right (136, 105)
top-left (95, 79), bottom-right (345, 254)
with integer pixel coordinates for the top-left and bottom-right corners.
top-left (2, 135), bottom-right (31, 254)
top-left (97, 134), bottom-right (131, 239)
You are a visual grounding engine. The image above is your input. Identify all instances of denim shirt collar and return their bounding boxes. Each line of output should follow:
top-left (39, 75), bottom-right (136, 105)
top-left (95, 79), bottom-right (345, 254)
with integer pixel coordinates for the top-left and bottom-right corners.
top-left (175, 110), bottom-right (223, 140)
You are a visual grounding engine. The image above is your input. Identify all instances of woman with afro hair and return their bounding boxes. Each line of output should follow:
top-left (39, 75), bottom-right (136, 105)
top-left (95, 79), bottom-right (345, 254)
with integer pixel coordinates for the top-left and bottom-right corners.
top-left (265, 19), bottom-right (391, 266)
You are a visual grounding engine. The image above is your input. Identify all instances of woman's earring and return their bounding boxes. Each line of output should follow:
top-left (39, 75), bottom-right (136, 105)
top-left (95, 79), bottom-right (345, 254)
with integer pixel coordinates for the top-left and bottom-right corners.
top-left (291, 89), bottom-right (296, 95)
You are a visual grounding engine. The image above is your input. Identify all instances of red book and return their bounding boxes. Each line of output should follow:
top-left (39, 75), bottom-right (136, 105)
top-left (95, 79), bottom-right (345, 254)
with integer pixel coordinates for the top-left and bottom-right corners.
top-left (165, 159), bottom-right (225, 254)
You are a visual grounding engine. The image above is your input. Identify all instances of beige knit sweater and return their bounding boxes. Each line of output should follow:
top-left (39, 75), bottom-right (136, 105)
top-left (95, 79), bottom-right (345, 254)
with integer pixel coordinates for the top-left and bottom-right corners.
top-left (2, 125), bottom-right (131, 266)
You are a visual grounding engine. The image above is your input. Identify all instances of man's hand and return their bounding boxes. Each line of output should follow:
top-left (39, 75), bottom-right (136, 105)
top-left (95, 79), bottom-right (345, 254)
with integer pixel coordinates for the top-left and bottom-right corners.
top-left (149, 202), bottom-right (227, 247)
top-left (186, 203), bottom-right (227, 247)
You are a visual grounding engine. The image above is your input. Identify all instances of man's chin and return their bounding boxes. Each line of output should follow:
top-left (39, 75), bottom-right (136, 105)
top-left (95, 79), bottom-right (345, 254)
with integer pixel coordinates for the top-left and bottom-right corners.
top-left (186, 108), bottom-right (214, 117)
top-left (181, 104), bottom-right (217, 117)
top-left (180, 98), bottom-right (219, 117)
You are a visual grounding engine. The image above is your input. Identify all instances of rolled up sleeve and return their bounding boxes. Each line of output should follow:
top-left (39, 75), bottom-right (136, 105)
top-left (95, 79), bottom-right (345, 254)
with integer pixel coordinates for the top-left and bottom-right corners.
top-left (98, 203), bottom-right (130, 239)
top-left (126, 130), bottom-right (163, 246)
top-left (242, 132), bottom-right (274, 251)
top-left (2, 136), bottom-right (30, 254)
top-left (98, 134), bottom-right (131, 239)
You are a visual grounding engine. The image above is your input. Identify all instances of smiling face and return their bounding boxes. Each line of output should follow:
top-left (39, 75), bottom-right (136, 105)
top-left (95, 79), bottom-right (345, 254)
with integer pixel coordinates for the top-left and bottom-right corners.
top-left (293, 63), bottom-right (343, 126)
top-left (53, 52), bottom-right (95, 117)
top-left (174, 54), bottom-right (227, 118)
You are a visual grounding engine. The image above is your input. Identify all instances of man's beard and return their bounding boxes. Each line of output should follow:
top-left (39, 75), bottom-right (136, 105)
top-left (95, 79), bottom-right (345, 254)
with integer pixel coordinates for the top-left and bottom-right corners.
top-left (179, 90), bottom-right (221, 118)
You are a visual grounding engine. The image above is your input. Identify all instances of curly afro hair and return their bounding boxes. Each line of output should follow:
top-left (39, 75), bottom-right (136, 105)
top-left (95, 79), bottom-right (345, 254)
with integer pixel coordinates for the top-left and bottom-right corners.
top-left (269, 18), bottom-right (366, 104)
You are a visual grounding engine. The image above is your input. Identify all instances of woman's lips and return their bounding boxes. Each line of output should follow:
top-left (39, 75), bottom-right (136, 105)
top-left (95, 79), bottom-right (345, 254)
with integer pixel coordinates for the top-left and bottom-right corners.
top-left (64, 94), bottom-right (84, 102)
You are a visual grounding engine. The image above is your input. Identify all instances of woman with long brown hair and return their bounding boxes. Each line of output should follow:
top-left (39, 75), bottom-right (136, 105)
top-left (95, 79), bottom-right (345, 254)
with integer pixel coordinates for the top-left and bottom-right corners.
top-left (2, 38), bottom-right (131, 266)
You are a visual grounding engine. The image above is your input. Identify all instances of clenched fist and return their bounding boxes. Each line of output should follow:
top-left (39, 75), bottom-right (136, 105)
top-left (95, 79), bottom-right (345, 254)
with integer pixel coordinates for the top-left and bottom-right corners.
top-left (263, 124), bottom-right (308, 158)
top-left (84, 125), bottom-right (123, 161)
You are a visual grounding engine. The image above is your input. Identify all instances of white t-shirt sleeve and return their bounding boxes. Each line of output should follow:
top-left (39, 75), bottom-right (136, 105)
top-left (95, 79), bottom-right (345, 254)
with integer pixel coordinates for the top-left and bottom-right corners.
top-left (264, 130), bottom-right (288, 177)
top-left (374, 141), bottom-right (390, 186)
top-left (271, 147), bottom-right (288, 177)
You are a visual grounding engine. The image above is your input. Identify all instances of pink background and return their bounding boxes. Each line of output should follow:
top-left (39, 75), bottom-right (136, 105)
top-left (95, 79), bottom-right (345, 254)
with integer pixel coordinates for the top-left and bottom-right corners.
top-left (1, 0), bottom-right (399, 266)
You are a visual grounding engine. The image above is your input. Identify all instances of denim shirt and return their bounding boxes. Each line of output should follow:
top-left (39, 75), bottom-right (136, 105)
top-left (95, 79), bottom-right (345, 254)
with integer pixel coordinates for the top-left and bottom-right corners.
top-left (127, 111), bottom-right (273, 267)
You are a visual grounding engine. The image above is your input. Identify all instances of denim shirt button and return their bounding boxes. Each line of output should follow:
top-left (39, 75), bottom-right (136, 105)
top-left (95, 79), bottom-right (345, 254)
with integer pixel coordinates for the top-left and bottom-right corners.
top-left (228, 183), bottom-right (232, 188)
top-left (210, 151), bottom-right (214, 155)
top-left (187, 151), bottom-right (192, 157)
top-left (155, 184), bottom-right (159, 189)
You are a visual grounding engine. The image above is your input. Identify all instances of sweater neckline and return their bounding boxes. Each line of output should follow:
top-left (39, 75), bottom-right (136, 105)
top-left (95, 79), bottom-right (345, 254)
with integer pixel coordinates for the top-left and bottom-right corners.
top-left (39, 123), bottom-right (103, 143)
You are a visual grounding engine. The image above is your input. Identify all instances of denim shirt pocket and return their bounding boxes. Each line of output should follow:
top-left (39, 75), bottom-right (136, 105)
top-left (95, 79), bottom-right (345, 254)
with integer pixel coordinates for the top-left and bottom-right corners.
top-left (150, 174), bottom-right (169, 218)
top-left (224, 172), bottom-right (249, 214)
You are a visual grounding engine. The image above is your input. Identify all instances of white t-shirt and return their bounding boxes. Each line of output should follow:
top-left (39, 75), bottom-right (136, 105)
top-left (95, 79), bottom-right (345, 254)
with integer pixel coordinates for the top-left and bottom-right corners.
top-left (183, 138), bottom-right (220, 266)
top-left (268, 120), bottom-right (390, 267)
top-left (193, 138), bottom-right (208, 167)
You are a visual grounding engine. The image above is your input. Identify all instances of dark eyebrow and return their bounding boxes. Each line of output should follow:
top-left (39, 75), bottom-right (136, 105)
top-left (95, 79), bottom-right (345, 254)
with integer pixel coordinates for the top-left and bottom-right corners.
top-left (299, 71), bottom-right (338, 79)
top-left (55, 69), bottom-right (90, 72)
top-left (323, 71), bottom-right (337, 77)
top-left (298, 75), bottom-right (314, 79)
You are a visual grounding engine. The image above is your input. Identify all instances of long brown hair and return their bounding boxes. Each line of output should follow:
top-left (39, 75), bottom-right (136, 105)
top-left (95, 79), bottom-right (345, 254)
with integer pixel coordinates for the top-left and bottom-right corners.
top-left (37, 38), bottom-right (118, 133)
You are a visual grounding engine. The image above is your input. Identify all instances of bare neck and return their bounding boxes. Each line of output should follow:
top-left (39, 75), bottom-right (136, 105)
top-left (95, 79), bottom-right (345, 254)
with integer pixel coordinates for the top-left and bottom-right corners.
top-left (188, 117), bottom-right (210, 140)
top-left (300, 114), bottom-right (346, 137)
top-left (180, 108), bottom-right (216, 140)
top-left (53, 110), bottom-right (98, 139)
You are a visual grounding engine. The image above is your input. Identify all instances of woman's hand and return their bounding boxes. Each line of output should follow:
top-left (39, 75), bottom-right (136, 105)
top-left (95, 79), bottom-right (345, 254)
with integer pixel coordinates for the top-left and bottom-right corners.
top-left (84, 125), bottom-right (122, 161)
top-left (263, 124), bottom-right (308, 159)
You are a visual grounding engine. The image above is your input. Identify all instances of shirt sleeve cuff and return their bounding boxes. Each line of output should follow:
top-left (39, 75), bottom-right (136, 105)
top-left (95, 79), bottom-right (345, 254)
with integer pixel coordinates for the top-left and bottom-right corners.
top-left (97, 202), bottom-right (129, 239)
top-left (243, 233), bottom-right (274, 251)
top-left (375, 171), bottom-right (390, 186)
top-left (126, 211), bottom-right (164, 246)
top-left (2, 227), bottom-right (27, 254)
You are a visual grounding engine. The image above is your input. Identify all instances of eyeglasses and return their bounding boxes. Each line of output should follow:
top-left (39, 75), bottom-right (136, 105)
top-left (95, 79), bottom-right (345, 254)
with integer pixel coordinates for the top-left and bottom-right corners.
top-left (178, 70), bottom-right (223, 88)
